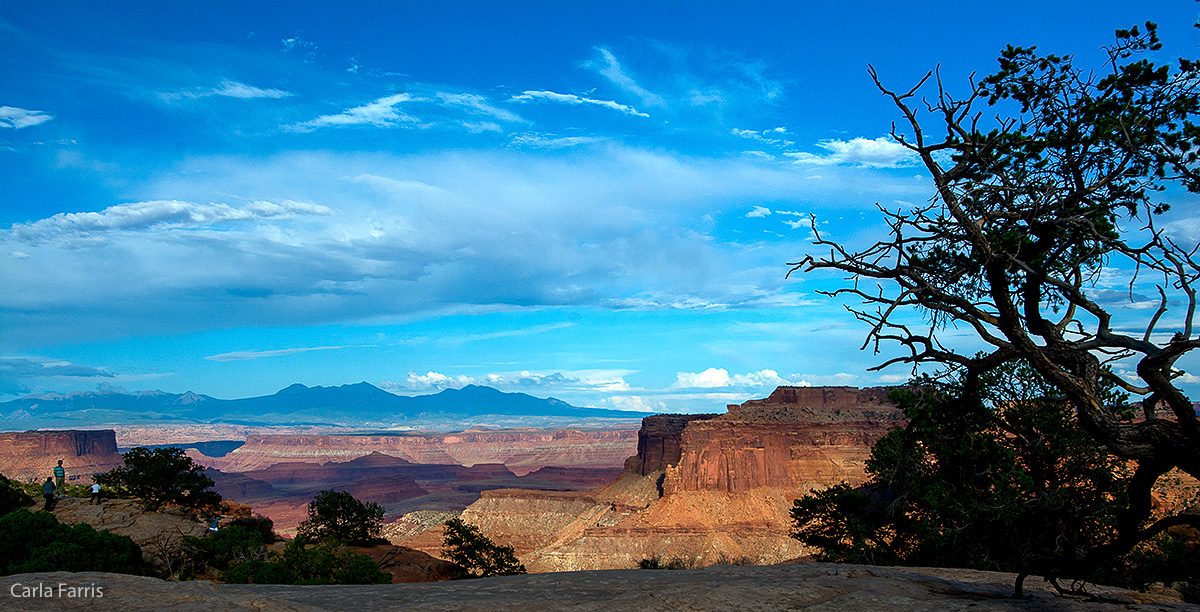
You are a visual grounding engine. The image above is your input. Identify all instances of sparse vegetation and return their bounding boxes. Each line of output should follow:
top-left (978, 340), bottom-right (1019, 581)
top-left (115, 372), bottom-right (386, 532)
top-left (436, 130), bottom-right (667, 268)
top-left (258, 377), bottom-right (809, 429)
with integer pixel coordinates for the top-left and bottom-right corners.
top-left (637, 554), bottom-right (696, 570)
top-left (441, 518), bottom-right (526, 578)
top-left (95, 447), bottom-right (221, 512)
top-left (297, 490), bottom-right (386, 545)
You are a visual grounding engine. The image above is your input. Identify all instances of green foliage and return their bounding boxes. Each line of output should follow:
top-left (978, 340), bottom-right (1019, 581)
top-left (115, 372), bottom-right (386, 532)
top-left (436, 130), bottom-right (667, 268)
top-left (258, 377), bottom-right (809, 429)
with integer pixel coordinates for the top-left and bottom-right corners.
top-left (0, 475), bottom-right (32, 515)
top-left (0, 510), bottom-right (143, 576)
top-left (296, 490), bottom-right (385, 544)
top-left (185, 525), bottom-right (272, 571)
top-left (221, 536), bottom-right (390, 585)
top-left (792, 364), bottom-right (1132, 582)
top-left (94, 447), bottom-right (221, 512)
top-left (441, 518), bottom-right (526, 578)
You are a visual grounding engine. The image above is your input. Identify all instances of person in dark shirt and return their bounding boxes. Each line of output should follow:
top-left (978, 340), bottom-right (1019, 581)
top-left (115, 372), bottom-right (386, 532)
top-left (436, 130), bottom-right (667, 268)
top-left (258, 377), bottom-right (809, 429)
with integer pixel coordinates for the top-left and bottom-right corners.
top-left (42, 477), bottom-right (56, 511)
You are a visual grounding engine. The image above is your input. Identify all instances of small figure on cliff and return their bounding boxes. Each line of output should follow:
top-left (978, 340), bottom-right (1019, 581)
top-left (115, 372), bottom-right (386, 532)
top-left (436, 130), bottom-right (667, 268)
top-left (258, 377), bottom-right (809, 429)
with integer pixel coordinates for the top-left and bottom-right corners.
top-left (54, 460), bottom-right (65, 489)
top-left (90, 482), bottom-right (101, 504)
top-left (42, 477), bottom-right (56, 511)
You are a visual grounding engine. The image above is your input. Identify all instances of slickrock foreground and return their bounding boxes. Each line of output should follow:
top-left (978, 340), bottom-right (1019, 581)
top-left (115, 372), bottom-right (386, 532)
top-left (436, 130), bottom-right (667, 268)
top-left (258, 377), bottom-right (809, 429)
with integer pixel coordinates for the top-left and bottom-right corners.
top-left (2, 564), bottom-right (1193, 612)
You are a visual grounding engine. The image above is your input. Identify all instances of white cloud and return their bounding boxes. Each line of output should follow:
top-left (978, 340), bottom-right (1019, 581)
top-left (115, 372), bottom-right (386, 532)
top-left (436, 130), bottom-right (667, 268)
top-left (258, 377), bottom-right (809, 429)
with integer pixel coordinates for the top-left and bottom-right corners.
top-left (787, 137), bottom-right (916, 168)
top-left (0, 106), bottom-right (53, 129)
top-left (389, 368), bottom-right (634, 393)
top-left (11, 199), bottom-right (332, 242)
top-left (510, 90), bottom-right (649, 117)
top-left (746, 206), bottom-right (771, 218)
top-left (673, 368), bottom-right (799, 389)
top-left (292, 94), bottom-right (417, 130)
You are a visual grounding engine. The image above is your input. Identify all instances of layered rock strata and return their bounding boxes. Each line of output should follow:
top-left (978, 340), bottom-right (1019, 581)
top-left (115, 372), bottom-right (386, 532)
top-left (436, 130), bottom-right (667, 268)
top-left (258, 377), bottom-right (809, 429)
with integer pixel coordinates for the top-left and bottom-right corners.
top-left (0, 430), bottom-right (124, 483)
top-left (407, 386), bottom-right (904, 572)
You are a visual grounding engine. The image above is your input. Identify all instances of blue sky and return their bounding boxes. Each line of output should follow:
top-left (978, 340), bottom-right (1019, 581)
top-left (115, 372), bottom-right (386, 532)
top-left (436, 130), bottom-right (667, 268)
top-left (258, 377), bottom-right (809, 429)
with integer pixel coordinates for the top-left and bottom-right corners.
top-left (2, 1), bottom-right (1198, 413)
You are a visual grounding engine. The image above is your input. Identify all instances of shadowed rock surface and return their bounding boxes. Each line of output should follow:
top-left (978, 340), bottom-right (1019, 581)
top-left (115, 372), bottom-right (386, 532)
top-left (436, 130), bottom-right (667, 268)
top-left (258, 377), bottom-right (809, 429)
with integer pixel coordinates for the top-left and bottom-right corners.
top-left (1, 563), bottom-right (1193, 611)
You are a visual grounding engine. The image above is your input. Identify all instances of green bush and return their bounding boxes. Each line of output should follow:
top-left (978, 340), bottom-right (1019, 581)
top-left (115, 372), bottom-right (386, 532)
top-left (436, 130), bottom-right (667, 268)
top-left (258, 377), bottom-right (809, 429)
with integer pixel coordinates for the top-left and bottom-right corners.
top-left (222, 537), bottom-right (390, 585)
top-left (0, 510), bottom-right (143, 576)
top-left (185, 525), bottom-right (272, 571)
top-left (0, 475), bottom-right (32, 515)
top-left (441, 518), bottom-right (525, 578)
top-left (297, 490), bottom-right (385, 544)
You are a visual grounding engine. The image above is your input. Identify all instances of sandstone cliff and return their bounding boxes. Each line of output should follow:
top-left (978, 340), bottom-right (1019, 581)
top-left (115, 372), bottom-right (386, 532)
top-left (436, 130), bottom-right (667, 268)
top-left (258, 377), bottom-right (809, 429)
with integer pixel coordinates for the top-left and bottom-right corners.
top-left (401, 386), bottom-right (905, 572)
top-left (0, 429), bottom-right (124, 483)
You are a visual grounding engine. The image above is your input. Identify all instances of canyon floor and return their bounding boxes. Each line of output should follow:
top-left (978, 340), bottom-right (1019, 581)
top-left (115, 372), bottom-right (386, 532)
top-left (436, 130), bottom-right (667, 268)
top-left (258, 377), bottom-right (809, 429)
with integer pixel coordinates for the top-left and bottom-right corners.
top-left (4, 564), bottom-right (1195, 612)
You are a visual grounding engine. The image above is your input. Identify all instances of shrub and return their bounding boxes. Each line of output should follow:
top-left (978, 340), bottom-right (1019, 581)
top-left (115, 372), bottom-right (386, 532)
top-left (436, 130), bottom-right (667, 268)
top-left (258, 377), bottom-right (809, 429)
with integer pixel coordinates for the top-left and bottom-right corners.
top-left (222, 537), bottom-right (390, 585)
top-left (0, 510), bottom-right (143, 576)
top-left (185, 525), bottom-right (272, 571)
top-left (441, 518), bottom-right (525, 578)
top-left (0, 475), bottom-right (32, 515)
top-left (296, 490), bottom-right (384, 544)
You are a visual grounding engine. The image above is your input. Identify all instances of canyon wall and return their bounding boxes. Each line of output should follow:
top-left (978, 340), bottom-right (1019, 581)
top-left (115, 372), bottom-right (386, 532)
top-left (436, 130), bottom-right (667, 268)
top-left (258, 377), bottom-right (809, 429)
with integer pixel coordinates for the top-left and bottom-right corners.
top-left (0, 430), bottom-right (124, 482)
top-left (199, 427), bottom-right (639, 476)
top-left (400, 386), bottom-right (905, 572)
top-left (663, 386), bottom-right (901, 495)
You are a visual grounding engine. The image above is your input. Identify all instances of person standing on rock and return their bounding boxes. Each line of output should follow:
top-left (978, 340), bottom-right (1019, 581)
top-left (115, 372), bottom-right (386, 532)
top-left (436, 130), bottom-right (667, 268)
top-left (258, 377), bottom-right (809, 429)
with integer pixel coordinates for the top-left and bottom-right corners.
top-left (54, 460), bottom-right (65, 489)
top-left (90, 482), bottom-right (101, 504)
top-left (42, 477), bottom-right (56, 511)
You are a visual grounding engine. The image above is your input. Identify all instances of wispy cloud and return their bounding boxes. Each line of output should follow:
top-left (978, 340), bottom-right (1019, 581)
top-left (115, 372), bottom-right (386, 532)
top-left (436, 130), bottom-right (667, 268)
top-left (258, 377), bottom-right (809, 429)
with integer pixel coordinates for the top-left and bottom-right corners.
top-left (443, 322), bottom-right (577, 344)
top-left (11, 199), bottom-right (333, 243)
top-left (161, 80), bottom-right (293, 102)
top-left (0, 106), bottom-right (53, 129)
top-left (745, 206), bottom-right (771, 218)
top-left (787, 137), bottom-right (916, 168)
top-left (291, 93), bottom-right (417, 130)
top-left (587, 47), bottom-right (666, 108)
top-left (436, 92), bottom-right (525, 123)
top-left (510, 90), bottom-right (649, 117)
top-left (511, 133), bottom-right (605, 148)
top-left (205, 345), bottom-right (363, 362)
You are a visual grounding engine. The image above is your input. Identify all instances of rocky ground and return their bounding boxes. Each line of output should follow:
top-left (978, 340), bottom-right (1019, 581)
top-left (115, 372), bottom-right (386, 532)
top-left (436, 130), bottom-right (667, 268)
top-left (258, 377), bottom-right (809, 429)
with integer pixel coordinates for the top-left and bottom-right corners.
top-left (2, 563), bottom-right (1194, 612)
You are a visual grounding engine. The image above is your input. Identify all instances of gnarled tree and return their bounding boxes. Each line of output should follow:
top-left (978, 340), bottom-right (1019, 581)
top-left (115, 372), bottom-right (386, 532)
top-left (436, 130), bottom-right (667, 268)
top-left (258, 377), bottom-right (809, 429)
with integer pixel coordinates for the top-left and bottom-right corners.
top-left (791, 22), bottom-right (1200, 591)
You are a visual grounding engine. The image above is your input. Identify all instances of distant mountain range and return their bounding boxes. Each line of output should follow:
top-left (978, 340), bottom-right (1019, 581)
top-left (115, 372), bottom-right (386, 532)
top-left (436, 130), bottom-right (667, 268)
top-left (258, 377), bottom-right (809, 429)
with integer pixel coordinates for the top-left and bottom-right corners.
top-left (0, 383), bottom-right (651, 428)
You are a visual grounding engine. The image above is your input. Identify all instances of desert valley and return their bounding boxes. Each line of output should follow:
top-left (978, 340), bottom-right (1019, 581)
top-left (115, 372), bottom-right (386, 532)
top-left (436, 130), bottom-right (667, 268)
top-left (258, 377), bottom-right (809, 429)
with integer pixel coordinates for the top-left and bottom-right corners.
top-left (0, 385), bottom-right (911, 571)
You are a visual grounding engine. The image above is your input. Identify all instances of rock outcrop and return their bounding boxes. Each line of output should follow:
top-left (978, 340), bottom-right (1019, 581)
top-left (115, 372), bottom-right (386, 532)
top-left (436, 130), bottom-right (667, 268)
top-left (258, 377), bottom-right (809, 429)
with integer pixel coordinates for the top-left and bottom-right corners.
top-left (4, 563), bottom-right (1190, 612)
top-left (406, 386), bottom-right (905, 572)
top-left (0, 430), bottom-right (124, 483)
top-left (664, 386), bottom-right (901, 495)
top-left (198, 427), bottom-right (638, 476)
